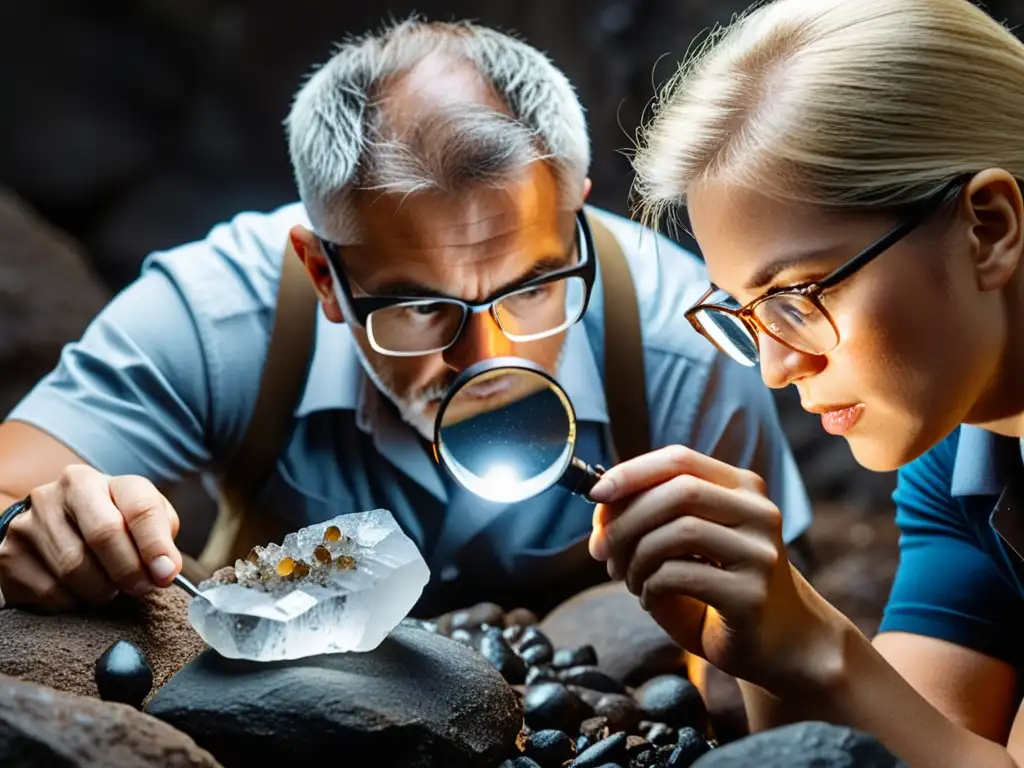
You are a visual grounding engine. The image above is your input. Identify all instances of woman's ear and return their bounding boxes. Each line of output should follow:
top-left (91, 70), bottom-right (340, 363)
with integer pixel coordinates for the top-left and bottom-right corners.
top-left (963, 169), bottom-right (1024, 293)
top-left (288, 225), bottom-right (344, 323)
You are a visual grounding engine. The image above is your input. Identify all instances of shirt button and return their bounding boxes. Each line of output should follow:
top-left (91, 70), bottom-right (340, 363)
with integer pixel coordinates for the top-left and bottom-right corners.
top-left (440, 565), bottom-right (460, 582)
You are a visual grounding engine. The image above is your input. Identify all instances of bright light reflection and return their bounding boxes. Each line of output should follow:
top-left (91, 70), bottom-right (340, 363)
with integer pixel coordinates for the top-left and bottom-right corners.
top-left (482, 463), bottom-right (521, 495)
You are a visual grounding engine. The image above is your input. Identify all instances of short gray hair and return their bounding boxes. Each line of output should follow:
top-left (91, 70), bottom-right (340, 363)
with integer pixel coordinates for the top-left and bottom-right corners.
top-left (286, 18), bottom-right (591, 241)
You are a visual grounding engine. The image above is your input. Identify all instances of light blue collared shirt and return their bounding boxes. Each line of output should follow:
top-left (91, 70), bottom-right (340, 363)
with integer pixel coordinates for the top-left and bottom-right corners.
top-left (7, 203), bottom-right (812, 613)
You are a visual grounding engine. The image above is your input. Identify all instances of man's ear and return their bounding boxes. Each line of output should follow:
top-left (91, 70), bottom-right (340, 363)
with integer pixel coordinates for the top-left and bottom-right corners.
top-left (582, 177), bottom-right (592, 203)
top-left (288, 225), bottom-right (344, 323)
top-left (963, 169), bottom-right (1024, 294)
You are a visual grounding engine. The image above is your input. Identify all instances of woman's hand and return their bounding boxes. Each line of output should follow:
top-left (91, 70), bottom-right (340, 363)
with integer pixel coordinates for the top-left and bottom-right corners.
top-left (588, 445), bottom-right (836, 691)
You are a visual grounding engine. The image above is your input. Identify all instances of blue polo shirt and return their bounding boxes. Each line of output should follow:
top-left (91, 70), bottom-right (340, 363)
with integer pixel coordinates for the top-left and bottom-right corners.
top-left (6, 202), bottom-right (812, 614)
top-left (880, 425), bottom-right (1024, 668)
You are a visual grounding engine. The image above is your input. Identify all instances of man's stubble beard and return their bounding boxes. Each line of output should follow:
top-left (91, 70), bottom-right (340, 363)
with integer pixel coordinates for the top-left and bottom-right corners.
top-left (351, 339), bottom-right (568, 442)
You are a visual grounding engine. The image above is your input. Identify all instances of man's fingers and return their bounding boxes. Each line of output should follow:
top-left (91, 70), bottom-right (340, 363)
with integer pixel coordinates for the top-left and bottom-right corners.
top-left (108, 476), bottom-right (180, 585)
top-left (58, 470), bottom-right (151, 596)
top-left (589, 445), bottom-right (765, 507)
top-left (0, 540), bottom-right (76, 613)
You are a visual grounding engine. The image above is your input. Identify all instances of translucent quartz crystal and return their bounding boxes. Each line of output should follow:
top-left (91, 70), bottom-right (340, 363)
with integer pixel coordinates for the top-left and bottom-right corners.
top-left (187, 509), bottom-right (430, 661)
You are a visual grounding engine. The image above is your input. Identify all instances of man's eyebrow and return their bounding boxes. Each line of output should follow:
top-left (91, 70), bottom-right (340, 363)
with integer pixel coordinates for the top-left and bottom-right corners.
top-left (743, 246), bottom-right (845, 291)
top-left (369, 253), bottom-right (577, 300)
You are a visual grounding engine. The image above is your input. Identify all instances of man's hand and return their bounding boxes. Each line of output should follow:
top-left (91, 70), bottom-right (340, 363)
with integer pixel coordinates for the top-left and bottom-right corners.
top-left (0, 465), bottom-right (181, 612)
top-left (588, 445), bottom-right (836, 691)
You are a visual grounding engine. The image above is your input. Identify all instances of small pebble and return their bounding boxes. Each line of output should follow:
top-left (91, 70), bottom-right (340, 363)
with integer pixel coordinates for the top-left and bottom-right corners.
top-left (520, 642), bottom-right (554, 666)
top-left (503, 758), bottom-right (542, 768)
top-left (479, 626), bottom-right (527, 684)
top-left (570, 731), bottom-right (628, 767)
top-left (561, 666), bottom-right (626, 694)
top-left (579, 715), bottom-right (611, 741)
top-left (666, 727), bottom-right (710, 767)
top-left (552, 645), bottom-right (599, 669)
top-left (94, 640), bottom-right (153, 709)
top-left (575, 735), bottom-right (591, 753)
top-left (568, 684), bottom-right (605, 710)
top-left (516, 627), bottom-right (554, 660)
top-left (504, 624), bottom-right (527, 645)
top-left (594, 693), bottom-right (642, 733)
top-left (636, 675), bottom-right (707, 730)
top-left (451, 601), bottom-right (504, 630)
top-left (646, 722), bottom-right (676, 746)
top-left (524, 683), bottom-right (589, 734)
top-left (504, 607), bottom-right (540, 628)
top-left (524, 729), bottom-right (576, 767)
top-left (526, 666), bottom-right (560, 686)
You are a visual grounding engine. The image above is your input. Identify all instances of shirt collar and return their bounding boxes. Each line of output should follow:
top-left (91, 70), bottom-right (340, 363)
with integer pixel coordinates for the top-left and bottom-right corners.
top-left (294, 309), bottom-right (610, 424)
top-left (951, 424), bottom-right (1013, 497)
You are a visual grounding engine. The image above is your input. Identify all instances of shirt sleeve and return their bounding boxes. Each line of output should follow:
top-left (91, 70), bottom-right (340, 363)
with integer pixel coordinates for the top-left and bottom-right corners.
top-left (648, 349), bottom-right (814, 544)
top-left (879, 432), bottom-right (1024, 667)
top-left (4, 209), bottom-right (286, 485)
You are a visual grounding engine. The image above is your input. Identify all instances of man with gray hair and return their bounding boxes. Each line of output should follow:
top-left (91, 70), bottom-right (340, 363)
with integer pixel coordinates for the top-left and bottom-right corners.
top-left (0, 19), bottom-right (812, 618)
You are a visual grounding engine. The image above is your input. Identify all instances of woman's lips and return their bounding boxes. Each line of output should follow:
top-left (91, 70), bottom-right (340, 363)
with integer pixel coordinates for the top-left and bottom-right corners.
top-left (819, 404), bottom-right (865, 436)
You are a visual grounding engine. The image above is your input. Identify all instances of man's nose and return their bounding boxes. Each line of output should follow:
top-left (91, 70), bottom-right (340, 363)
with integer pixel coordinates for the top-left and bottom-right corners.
top-left (442, 309), bottom-right (513, 372)
top-left (758, 333), bottom-right (826, 389)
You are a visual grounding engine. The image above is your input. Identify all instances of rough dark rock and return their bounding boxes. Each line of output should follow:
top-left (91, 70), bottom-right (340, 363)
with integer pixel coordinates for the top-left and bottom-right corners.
top-left (593, 693), bottom-right (642, 734)
top-left (571, 731), bottom-right (628, 767)
top-left (690, 722), bottom-right (908, 768)
top-left (636, 675), bottom-right (707, 731)
top-left (146, 625), bottom-right (521, 768)
top-left (524, 729), bottom-right (576, 767)
top-left (0, 673), bottom-right (220, 767)
top-left (95, 640), bottom-right (154, 709)
top-left (0, 587), bottom-right (206, 703)
top-left (523, 683), bottom-right (590, 735)
top-left (540, 582), bottom-right (687, 686)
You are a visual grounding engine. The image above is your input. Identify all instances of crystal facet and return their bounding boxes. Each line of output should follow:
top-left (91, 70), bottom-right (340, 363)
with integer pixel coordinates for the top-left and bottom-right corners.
top-left (187, 509), bottom-right (430, 661)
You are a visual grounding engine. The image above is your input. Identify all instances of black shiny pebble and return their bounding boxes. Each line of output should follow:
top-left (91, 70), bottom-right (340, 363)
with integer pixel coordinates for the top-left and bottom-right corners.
top-left (646, 722), bottom-right (676, 746)
top-left (570, 732), bottom-right (628, 768)
top-left (526, 665), bottom-right (560, 686)
top-left (479, 626), bottom-right (527, 684)
top-left (552, 644), bottom-right (598, 669)
top-left (501, 757), bottom-right (542, 768)
top-left (450, 628), bottom-right (477, 648)
top-left (560, 665), bottom-right (626, 694)
top-left (516, 626), bottom-right (554, 661)
top-left (666, 727), bottom-right (711, 767)
top-left (575, 735), bottom-right (591, 754)
top-left (525, 729), bottom-right (576, 767)
top-left (94, 640), bottom-right (153, 709)
top-left (504, 624), bottom-right (527, 645)
top-left (520, 643), bottom-right (554, 667)
top-left (636, 675), bottom-right (707, 730)
top-left (524, 682), bottom-right (589, 735)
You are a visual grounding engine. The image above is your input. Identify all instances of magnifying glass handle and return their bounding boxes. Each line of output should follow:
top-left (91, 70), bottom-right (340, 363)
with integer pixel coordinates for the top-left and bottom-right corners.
top-left (562, 456), bottom-right (605, 501)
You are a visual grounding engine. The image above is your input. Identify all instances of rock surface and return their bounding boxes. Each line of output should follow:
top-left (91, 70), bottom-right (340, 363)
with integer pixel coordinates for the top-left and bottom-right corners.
top-left (0, 673), bottom-right (221, 768)
top-left (0, 587), bottom-right (207, 703)
top-left (691, 721), bottom-right (908, 768)
top-left (539, 581), bottom-right (686, 686)
top-left (146, 624), bottom-right (522, 768)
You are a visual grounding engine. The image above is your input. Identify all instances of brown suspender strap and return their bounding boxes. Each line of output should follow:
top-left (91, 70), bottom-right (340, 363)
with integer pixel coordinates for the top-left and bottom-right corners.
top-left (586, 213), bottom-right (651, 464)
top-left (193, 242), bottom-right (319, 574)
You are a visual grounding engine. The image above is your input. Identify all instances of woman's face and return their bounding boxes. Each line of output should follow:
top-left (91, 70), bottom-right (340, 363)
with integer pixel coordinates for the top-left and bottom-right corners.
top-left (687, 178), bottom-right (1017, 471)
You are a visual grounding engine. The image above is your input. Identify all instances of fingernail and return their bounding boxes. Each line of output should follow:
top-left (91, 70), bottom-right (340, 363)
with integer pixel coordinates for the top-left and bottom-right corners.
top-left (149, 555), bottom-right (176, 582)
top-left (129, 580), bottom-right (152, 597)
top-left (589, 476), bottom-right (616, 503)
top-left (590, 533), bottom-right (609, 562)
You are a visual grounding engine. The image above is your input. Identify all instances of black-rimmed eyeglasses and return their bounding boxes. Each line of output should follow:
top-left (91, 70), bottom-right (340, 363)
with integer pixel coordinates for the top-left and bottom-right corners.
top-left (319, 209), bottom-right (596, 357)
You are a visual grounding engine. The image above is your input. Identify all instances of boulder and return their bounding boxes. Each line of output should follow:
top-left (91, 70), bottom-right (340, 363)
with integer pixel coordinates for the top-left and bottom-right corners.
top-left (691, 721), bottom-right (908, 767)
top-left (0, 673), bottom-right (220, 767)
top-left (0, 586), bottom-right (206, 703)
top-left (146, 624), bottom-right (522, 768)
top-left (539, 581), bottom-right (686, 686)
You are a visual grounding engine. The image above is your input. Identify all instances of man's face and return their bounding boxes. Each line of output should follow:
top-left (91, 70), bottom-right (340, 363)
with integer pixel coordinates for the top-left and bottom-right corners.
top-left (317, 162), bottom-right (583, 438)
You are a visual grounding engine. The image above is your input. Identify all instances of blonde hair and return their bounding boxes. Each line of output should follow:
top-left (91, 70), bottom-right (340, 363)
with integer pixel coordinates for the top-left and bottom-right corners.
top-left (632, 0), bottom-right (1024, 229)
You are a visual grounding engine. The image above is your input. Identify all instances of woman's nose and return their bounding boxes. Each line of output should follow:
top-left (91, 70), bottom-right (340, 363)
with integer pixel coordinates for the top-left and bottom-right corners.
top-left (758, 333), bottom-right (826, 388)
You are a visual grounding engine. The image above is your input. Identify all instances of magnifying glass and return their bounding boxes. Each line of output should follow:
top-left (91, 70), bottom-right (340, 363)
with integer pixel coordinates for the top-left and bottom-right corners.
top-left (432, 357), bottom-right (605, 504)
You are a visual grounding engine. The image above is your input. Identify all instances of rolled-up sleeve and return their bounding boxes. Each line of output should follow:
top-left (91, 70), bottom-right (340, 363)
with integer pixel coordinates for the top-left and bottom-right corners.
top-left (649, 349), bottom-right (813, 544)
top-left (879, 435), bottom-right (1024, 667)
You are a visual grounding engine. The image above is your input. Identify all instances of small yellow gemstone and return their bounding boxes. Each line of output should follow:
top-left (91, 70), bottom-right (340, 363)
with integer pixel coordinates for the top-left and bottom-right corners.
top-left (324, 526), bottom-right (342, 542)
top-left (313, 545), bottom-right (331, 564)
top-left (275, 557), bottom-right (296, 577)
top-left (336, 555), bottom-right (356, 571)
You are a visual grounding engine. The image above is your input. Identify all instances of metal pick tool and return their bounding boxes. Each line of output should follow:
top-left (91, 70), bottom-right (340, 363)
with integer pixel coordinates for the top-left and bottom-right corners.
top-left (173, 573), bottom-right (201, 598)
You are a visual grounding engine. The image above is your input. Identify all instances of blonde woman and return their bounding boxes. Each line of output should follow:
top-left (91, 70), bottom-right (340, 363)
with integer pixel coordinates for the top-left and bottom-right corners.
top-left (587, 0), bottom-right (1024, 764)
